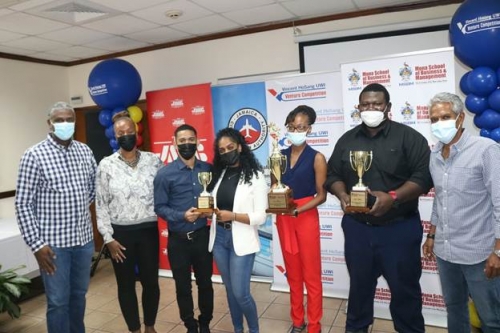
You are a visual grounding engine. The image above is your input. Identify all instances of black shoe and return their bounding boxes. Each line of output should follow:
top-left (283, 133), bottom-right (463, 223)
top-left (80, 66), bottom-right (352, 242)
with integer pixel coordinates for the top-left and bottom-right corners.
top-left (289, 323), bottom-right (307, 333)
top-left (185, 319), bottom-right (198, 333)
top-left (199, 324), bottom-right (211, 333)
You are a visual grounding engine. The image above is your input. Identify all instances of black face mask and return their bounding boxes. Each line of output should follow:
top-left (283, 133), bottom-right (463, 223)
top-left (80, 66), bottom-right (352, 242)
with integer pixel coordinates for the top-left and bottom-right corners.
top-left (220, 149), bottom-right (240, 166)
top-left (177, 143), bottom-right (197, 160)
top-left (117, 134), bottom-right (136, 152)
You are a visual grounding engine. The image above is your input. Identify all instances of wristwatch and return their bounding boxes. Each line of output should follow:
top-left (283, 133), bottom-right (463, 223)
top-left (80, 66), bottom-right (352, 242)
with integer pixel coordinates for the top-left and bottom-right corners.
top-left (494, 249), bottom-right (500, 258)
top-left (293, 209), bottom-right (299, 217)
top-left (389, 191), bottom-right (400, 209)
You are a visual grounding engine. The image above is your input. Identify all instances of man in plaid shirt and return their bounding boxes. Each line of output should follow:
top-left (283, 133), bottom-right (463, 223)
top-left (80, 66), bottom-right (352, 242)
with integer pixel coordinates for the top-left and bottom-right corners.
top-left (15, 101), bottom-right (97, 333)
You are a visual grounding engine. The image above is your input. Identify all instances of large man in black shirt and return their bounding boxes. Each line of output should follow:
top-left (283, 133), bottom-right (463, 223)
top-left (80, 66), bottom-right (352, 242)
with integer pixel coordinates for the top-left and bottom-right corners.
top-left (325, 83), bottom-right (433, 333)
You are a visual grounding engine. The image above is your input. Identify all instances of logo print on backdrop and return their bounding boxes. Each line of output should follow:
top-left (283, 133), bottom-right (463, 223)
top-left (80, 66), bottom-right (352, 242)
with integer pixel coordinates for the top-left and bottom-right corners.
top-left (191, 106), bottom-right (205, 115)
top-left (399, 62), bottom-right (413, 81)
top-left (228, 108), bottom-right (268, 150)
top-left (172, 118), bottom-right (185, 127)
top-left (350, 105), bottom-right (361, 123)
top-left (151, 110), bottom-right (165, 119)
top-left (400, 102), bottom-right (415, 120)
top-left (348, 68), bottom-right (361, 87)
top-left (171, 99), bottom-right (184, 108)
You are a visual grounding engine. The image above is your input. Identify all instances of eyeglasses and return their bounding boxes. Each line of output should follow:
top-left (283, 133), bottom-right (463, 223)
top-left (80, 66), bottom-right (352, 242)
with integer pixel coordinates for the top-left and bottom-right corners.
top-left (358, 102), bottom-right (386, 111)
top-left (286, 124), bottom-right (310, 133)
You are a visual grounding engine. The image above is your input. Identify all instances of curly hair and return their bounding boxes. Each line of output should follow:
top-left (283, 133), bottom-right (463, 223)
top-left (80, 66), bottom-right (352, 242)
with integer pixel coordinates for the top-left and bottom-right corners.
top-left (208, 127), bottom-right (262, 191)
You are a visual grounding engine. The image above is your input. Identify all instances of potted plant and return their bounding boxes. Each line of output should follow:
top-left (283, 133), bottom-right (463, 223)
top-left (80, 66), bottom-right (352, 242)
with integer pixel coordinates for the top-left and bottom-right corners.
top-left (0, 265), bottom-right (31, 318)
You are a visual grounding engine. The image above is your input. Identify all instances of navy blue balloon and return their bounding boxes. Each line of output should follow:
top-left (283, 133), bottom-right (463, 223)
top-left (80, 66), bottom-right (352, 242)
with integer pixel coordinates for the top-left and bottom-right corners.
top-left (480, 128), bottom-right (491, 138)
top-left (490, 127), bottom-right (500, 142)
top-left (489, 89), bottom-right (500, 112)
top-left (465, 94), bottom-right (489, 114)
top-left (466, 67), bottom-right (498, 97)
top-left (109, 138), bottom-right (119, 150)
top-left (450, 0), bottom-right (500, 68)
top-left (98, 109), bottom-right (112, 127)
top-left (105, 125), bottom-right (115, 139)
top-left (88, 59), bottom-right (142, 109)
top-left (474, 109), bottom-right (500, 130)
top-left (459, 72), bottom-right (471, 95)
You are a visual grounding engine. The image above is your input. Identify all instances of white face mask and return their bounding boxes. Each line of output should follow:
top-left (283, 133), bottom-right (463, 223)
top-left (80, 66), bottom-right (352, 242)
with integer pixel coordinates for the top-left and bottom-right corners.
top-left (286, 131), bottom-right (307, 146)
top-left (360, 110), bottom-right (385, 128)
top-left (431, 118), bottom-right (459, 144)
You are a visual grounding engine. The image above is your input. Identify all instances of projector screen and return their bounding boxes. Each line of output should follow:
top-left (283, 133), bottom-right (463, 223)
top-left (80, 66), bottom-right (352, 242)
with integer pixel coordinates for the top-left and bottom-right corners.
top-left (299, 25), bottom-right (450, 73)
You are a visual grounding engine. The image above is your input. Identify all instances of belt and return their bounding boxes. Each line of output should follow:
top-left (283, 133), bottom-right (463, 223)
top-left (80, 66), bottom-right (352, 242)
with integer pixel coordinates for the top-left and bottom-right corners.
top-left (217, 222), bottom-right (232, 230)
top-left (169, 227), bottom-right (206, 240)
top-left (350, 211), bottom-right (418, 227)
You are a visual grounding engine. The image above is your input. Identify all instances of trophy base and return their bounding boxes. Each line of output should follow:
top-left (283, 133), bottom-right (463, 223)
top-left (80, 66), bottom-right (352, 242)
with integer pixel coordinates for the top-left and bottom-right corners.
top-left (196, 196), bottom-right (214, 214)
top-left (266, 188), bottom-right (297, 214)
top-left (346, 190), bottom-right (369, 213)
top-left (345, 206), bottom-right (370, 213)
top-left (194, 208), bottom-right (215, 214)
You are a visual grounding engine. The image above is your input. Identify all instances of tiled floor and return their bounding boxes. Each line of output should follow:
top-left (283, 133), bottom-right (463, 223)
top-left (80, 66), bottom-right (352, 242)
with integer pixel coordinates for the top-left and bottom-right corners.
top-left (0, 259), bottom-right (450, 333)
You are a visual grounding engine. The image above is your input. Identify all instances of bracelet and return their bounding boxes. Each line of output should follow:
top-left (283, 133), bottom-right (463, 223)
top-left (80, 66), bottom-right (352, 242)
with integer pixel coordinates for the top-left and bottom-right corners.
top-left (233, 212), bottom-right (236, 221)
top-left (427, 233), bottom-right (435, 239)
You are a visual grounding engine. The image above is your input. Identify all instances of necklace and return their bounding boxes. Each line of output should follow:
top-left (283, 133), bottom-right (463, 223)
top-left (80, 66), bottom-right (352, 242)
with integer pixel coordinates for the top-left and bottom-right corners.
top-left (119, 150), bottom-right (140, 168)
top-left (225, 168), bottom-right (241, 180)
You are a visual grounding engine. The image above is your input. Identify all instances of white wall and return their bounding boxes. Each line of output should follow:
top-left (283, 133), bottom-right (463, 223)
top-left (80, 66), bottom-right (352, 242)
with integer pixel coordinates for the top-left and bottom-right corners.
top-left (0, 59), bottom-right (69, 217)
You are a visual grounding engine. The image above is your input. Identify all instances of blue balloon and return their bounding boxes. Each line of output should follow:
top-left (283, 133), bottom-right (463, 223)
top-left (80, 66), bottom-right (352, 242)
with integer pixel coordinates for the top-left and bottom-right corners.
top-left (109, 138), bottom-right (119, 150)
top-left (105, 125), bottom-right (115, 139)
top-left (466, 67), bottom-right (498, 96)
top-left (465, 94), bottom-right (489, 114)
top-left (450, 0), bottom-right (500, 68)
top-left (459, 72), bottom-right (471, 95)
top-left (480, 128), bottom-right (491, 138)
top-left (98, 109), bottom-right (112, 127)
top-left (88, 59), bottom-right (142, 109)
top-left (474, 109), bottom-right (500, 130)
top-left (490, 127), bottom-right (500, 142)
top-left (488, 89), bottom-right (500, 112)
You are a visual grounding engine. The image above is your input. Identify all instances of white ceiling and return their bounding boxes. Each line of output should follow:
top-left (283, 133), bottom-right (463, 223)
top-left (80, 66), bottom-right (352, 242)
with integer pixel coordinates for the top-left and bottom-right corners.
top-left (0, 0), bottom-right (447, 63)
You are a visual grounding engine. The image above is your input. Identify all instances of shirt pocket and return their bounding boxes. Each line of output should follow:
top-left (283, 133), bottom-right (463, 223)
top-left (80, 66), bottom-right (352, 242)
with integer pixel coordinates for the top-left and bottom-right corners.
top-left (450, 167), bottom-right (482, 194)
top-left (378, 148), bottom-right (407, 177)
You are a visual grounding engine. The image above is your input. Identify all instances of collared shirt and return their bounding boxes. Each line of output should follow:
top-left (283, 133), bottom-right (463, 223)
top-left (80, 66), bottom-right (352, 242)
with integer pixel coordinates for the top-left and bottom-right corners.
top-left (430, 130), bottom-right (500, 264)
top-left (325, 120), bottom-right (433, 224)
top-left (153, 158), bottom-right (211, 233)
top-left (95, 151), bottom-right (163, 244)
top-left (15, 135), bottom-right (97, 252)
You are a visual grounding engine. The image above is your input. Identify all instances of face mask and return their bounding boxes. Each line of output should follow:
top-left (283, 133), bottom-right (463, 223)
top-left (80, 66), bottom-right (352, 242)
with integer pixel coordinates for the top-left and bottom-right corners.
top-left (177, 143), bottom-right (197, 160)
top-left (117, 134), bottom-right (136, 151)
top-left (360, 110), bottom-right (385, 128)
top-left (431, 119), bottom-right (459, 144)
top-left (286, 131), bottom-right (308, 146)
top-left (220, 149), bottom-right (240, 166)
top-left (52, 122), bottom-right (75, 141)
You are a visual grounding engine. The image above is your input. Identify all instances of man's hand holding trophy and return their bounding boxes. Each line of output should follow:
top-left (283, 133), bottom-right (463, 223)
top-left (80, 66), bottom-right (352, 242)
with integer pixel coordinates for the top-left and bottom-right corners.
top-left (266, 123), bottom-right (297, 214)
top-left (345, 150), bottom-right (373, 213)
top-left (195, 171), bottom-right (215, 213)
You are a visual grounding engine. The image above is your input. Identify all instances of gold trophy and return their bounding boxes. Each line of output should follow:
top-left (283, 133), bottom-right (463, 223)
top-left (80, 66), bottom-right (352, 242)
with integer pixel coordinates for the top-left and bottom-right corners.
top-left (195, 172), bottom-right (214, 213)
top-left (266, 123), bottom-right (296, 214)
top-left (346, 151), bottom-right (373, 213)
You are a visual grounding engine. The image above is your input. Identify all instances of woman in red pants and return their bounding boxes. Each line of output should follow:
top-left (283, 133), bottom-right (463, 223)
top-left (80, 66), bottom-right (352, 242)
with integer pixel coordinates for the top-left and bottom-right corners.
top-left (275, 105), bottom-right (327, 333)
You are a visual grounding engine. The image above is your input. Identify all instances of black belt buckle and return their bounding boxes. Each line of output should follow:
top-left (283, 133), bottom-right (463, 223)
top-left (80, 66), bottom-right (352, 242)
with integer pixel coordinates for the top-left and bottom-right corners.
top-left (218, 222), bottom-right (232, 230)
top-left (186, 230), bottom-right (194, 240)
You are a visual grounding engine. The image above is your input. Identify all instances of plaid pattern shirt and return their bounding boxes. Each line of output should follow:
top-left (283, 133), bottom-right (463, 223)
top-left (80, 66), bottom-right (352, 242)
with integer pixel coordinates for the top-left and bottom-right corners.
top-left (15, 135), bottom-right (97, 252)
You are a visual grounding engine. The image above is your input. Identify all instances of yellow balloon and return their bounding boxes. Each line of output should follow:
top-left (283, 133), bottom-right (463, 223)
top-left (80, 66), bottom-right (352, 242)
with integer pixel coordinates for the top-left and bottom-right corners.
top-left (127, 105), bottom-right (143, 123)
top-left (469, 300), bottom-right (481, 328)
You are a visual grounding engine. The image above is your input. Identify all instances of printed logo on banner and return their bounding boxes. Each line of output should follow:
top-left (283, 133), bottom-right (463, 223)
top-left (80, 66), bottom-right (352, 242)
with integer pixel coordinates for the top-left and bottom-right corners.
top-left (160, 229), bottom-right (168, 238)
top-left (415, 63), bottom-right (448, 83)
top-left (399, 62), bottom-right (415, 86)
top-left (171, 99), bottom-right (184, 108)
top-left (228, 108), bottom-right (268, 150)
top-left (400, 102), bottom-right (415, 124)
top-left (88, 84), bottom-right (107, 96)
top-left (321, 269), bottom-right (334, 284)
top-left (151, 110), bottom-right (165, 119)
top-left (172, 118), bottom-right (185, 127)
top-left (320, 224), bottom-right (333, 239)
top-left (267, 83), bottom-right (327, 102)
top-left (375, 287), bottom-right (391, 304)
top-left (191, 106), bottom-right (205, 115)
top-left (321, 249), bottom-right (346, 264)
top-left (417, 105), bottom-right (430, 122)
top-left (422, 292), bottom-right (446, 311)
top-left (362, 68), bottom-right (391, 86)
top-left (347, 69), bottom-right (362, 91)
top-left (350, 106), bottom-right (361, 124)
top-left (275, 265), bottom-right (287, 278)
top-left (421, 219), bottom-right (439, 275)
top-left (307, 129), bottom-right (330, 147)
top-left (157, 142), bottom-right (209, 163)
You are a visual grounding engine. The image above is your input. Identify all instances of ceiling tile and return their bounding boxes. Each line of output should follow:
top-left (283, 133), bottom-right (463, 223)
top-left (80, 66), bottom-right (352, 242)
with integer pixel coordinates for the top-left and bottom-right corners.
top-left (0, 29), bottom-right (25, 42)
top-left (0, 12), bottom-right (70, 34)
top-left (126, 26), bottom-right (192, 44)
top-left (132, 0), bottom-right (213, 25)
top-left (82, 14), bottom-right (159, 35)
top-left (9, 0), bottom-right (57, 11)
top-left (0, 44), bottom-right (37, 55)
top-left (40, 26), bottom-right (113, 44)
top-left (223, 4), bottom-right (295, 26)
top-left (170, 14), bottom-right (240, 35)
top-left (2, 36), bottom-right (71, 51)
top-left (191, 0), bottom-right (275, 13)
top-left (31, 51), bottom-right (77, 61)
top-left (85, 36), bottom-right (151, 51)
top-left (353, 0), bottom-right (430, 9)
top-left (282, 0), bottom-right (356, 18)
top-left (94, 0), bottom-right (172, 13)
top-left (0, 8), bottom-right (13, 16)
top-left (54, 45), bottom-right (109, 57)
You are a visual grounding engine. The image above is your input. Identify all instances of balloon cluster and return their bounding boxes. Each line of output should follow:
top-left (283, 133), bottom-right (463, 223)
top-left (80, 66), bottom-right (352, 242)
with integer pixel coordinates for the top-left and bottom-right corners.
top-left (450, 0), bottom-right (500, 142)
top-left (87, 59), bottom-right (143, 152)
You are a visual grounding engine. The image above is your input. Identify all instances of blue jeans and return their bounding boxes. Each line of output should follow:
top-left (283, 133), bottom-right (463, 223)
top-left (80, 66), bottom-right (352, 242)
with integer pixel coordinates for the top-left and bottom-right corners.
top-left (212, 226), bottom-right (259, 333)
top-left (436, 256), bottom-right (500, 333)
top-left (41, 241), bottom-right (94, 333)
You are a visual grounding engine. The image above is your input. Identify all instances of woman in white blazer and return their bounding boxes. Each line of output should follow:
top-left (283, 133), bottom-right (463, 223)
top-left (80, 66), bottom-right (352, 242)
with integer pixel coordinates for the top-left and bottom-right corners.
top-left (207, 128), bottom-right (268, 333)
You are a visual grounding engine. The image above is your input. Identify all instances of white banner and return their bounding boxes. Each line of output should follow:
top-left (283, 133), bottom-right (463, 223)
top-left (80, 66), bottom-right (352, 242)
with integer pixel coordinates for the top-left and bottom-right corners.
top-left (340, 47), bottom-right (455, 327)
top-left (265, 72), bottom-right (348, 297)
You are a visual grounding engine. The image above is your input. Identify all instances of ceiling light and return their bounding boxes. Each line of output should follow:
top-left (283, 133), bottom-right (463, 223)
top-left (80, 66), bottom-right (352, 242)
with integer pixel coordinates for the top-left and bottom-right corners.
top-left (165, 10), bottom-right (183, 19)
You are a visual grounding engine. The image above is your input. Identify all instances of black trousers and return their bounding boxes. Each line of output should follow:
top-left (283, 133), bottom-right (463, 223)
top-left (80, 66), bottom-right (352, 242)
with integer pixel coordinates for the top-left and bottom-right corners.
top-left (167, 226), bottom-right (214, 328)
top-left (111, 223), bottom-right (160, 331)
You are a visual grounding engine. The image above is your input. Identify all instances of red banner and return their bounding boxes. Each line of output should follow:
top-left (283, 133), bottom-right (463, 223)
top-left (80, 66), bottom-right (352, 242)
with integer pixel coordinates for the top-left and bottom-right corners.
top-left (146, 83), bottom-right (215, 271)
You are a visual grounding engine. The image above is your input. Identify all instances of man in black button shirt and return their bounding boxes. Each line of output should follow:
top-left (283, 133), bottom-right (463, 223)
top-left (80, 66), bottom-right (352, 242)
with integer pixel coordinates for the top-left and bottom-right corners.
top-left (325, 83), bottom-right (432, 333)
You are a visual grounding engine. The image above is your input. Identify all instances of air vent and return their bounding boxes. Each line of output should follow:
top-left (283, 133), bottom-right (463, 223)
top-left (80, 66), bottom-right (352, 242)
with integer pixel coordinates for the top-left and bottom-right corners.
top-left (27, 0), bottom-right (119, 24)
